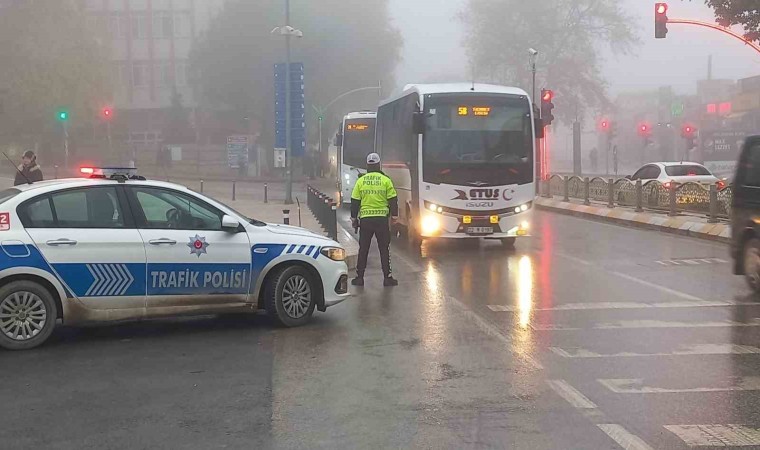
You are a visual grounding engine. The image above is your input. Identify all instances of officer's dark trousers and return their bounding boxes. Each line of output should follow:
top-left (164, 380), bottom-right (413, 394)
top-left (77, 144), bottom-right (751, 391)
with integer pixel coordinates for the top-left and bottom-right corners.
top-left (356, 217), bottom-right (392, 278)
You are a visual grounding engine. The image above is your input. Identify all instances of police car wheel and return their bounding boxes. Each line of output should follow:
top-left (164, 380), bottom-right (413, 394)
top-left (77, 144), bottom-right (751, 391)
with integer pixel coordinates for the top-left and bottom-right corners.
top-left (266, 266), bottom-right (316, 327)
top-left (0, 281), bottom-right (57, 351)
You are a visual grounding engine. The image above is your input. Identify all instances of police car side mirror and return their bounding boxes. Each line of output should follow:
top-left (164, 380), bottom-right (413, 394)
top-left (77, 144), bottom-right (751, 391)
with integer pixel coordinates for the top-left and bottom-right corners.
top-left (413, 112), bottom-right (425, 135)
top-left (222, 215), bottom-right (240, 231)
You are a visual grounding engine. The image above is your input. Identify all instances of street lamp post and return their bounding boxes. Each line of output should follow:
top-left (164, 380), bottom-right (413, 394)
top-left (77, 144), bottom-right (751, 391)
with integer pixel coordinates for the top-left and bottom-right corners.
top-left (528, 48), bottom-right (538, 106)
top-left (272, 1), bottom-right (303, 204)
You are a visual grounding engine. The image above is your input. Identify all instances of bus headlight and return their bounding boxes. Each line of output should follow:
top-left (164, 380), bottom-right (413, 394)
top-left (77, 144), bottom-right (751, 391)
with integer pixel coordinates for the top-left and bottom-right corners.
top-left (520, 204), bottom-right (529, 212)
top-left (421, 216), bottom-right (440, 234)
top-left (514, 203), bottom-right (531, 213)
top-left (428, 203), bottom-right (438, 212)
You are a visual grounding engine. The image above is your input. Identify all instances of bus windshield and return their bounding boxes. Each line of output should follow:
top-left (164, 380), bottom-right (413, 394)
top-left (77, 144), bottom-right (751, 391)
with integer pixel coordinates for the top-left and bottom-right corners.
top-left (342, 119), bottom-right (376, 168)
top-left (423, 94), bottom-right (533, 186)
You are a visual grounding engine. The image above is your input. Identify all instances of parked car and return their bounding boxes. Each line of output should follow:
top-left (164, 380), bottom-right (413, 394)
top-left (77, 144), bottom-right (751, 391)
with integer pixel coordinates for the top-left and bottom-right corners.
top-left (627, 162), bottom-right (724, 189)
top-left (731, 136), bottom-right (760, 292)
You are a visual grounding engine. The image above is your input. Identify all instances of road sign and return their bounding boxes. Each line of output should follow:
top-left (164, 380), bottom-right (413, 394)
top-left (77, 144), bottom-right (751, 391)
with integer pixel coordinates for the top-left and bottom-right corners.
top-left (227, 135), bottom-right (249, 169)
top-left (274, 62), bottom-right (306, 157)
top-left (274, 148), bottom-right (286, 168)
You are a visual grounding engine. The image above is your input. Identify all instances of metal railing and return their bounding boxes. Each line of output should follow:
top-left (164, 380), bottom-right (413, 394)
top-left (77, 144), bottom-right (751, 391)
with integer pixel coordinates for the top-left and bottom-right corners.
top-left (307, 185), bottom-right (338, 240)
top-left (542, 174), bottom-right (732, 222)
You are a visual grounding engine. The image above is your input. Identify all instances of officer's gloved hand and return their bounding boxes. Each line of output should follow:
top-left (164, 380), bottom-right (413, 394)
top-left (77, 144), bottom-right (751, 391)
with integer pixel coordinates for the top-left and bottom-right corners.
top-left (351, 218), bottom-right (360, 230)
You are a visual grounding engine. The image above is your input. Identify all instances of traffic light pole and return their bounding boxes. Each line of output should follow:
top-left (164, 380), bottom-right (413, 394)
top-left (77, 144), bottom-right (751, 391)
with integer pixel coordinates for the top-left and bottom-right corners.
top-left (63, 121), bottom-right (69, 169)
top-left (107, 121), bottom-right (112, 156)
top-left (284, 0), bottom-right (293, 205)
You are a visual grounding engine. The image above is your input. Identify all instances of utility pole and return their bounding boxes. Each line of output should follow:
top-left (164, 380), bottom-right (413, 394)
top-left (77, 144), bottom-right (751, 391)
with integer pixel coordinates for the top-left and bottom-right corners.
top-left (284, 0), bottom-right (293, 204)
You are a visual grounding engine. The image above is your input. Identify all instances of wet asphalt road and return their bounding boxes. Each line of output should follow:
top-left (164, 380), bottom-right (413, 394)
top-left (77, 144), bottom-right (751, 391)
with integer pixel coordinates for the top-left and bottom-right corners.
top-left (2, 206), bottom-right (759, 449)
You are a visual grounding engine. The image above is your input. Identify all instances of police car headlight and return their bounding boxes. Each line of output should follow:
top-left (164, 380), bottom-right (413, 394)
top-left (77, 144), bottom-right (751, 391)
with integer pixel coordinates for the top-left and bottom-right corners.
top-left (321, 247), bottom-right (346, 261)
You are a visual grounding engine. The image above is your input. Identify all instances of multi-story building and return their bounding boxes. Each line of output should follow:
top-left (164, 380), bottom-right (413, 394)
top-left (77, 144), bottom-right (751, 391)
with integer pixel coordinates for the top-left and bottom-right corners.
top-left (83, 0), bottom-right (225, 145)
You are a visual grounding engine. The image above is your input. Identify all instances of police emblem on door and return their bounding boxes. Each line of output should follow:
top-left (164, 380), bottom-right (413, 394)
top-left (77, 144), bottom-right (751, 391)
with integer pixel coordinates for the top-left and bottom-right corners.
top-left (188, 235), bottom-right (210, 257)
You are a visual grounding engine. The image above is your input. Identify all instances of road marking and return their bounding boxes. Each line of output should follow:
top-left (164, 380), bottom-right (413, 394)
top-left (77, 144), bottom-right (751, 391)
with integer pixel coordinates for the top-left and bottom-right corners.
top-left (597, 424), bottom-right (655, 450)
top-left (665, 424), bottom-right (760, 447)
top-left (609, 271), bottom-right (705, 301)
top-left (550, 344), bottom-right (760, 358)
top-left (655, 257), bottom-right (728, 267)
top-left (446, 296), bottom-right (543, 370)
top-left (487, 300), bottom-right (756, 312)
top-left (532, 319), bottom-right (760, 331)
top-left (555, 252), bottom-right (706, 301)
top-left (546, 380), bottom-right (597, 409)
top-left (599, 376), bottom-right (760, 394)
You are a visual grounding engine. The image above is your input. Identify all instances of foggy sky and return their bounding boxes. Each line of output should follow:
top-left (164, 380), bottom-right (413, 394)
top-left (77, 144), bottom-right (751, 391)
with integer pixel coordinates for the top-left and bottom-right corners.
top-left (391, 0), bottom-right (760, 96)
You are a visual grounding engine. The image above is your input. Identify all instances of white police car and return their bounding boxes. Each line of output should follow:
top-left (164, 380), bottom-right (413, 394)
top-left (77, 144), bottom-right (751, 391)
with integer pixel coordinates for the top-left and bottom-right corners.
top-left (0, 168), bottom-right (349, 350)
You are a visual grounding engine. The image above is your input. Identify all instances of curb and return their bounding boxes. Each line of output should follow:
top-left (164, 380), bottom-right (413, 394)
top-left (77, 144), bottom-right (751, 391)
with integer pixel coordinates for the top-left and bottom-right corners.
top-left (536, 198), bottom-right (731, 244)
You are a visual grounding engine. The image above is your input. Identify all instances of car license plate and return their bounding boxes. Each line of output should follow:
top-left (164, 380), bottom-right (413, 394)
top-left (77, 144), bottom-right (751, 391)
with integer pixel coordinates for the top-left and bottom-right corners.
top-left (467, 226), bottom-right (493, 234)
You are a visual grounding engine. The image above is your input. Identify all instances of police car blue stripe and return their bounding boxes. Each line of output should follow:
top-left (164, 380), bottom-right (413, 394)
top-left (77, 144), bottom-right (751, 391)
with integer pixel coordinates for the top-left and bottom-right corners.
top-left (287, 244), bottom-right (296, 254)
top-left (313, 247), bottom-right (321, 260)
top-left (305, 245), bottom-right (315, 256)
top-left (297, 245), bottom-right (306, 254)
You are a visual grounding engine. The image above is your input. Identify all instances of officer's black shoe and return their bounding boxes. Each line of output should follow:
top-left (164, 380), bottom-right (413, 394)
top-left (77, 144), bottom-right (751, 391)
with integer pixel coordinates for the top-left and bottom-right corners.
top-left (383, 277), bottom-right (399, 287)
top-left (351, 277), bottom-right (365, 287)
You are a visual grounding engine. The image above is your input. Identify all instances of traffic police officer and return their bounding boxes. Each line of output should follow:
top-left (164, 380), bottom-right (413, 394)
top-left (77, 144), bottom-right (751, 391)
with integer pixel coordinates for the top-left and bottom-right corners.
top-left (351, 152), bottom-right (398, 287)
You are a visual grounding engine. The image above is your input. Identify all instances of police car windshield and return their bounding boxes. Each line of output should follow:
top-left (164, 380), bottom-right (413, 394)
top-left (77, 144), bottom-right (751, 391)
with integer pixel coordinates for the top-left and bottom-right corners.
top-left (0, 188), bottom-right (21, 205)
top-left (224, 205), bottom-right (266, 226)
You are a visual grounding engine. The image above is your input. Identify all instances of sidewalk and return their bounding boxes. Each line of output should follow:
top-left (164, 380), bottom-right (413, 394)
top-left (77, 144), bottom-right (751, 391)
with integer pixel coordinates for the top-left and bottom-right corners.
top-left (536, 196), bottom-right (731, 244)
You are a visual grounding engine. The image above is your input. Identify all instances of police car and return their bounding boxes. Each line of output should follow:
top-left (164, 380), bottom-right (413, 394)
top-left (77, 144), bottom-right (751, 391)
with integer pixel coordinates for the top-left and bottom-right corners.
top-left (0, 168), bottom-right (349, 350)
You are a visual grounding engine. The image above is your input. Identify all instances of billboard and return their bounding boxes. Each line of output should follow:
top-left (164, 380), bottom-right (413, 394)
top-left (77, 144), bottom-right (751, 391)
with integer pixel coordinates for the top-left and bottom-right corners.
top-left (702, 130), bottom-right (748, 178)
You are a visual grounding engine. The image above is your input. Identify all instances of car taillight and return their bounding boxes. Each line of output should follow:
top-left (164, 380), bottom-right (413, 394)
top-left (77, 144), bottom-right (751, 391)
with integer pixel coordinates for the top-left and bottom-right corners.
top-left (663, 181), bottom-right (672, 189)
top-left (717, 180), bottom-right (726, 189)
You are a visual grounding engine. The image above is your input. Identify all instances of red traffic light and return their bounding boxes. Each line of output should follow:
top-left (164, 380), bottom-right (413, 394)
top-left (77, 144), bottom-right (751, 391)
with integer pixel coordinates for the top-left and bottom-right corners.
top-left (541, 90), bottom-right (554, 102)
top-left (101, 107), bottom-right (113, 120)
top-left (601, 120), bottom-right (609, 130)
top-left (656, 3), bottom-right (667, 15)
top-left (682, 124), bottom-right (697, 138)
top-left (638, 123), bottom-right (652, 137)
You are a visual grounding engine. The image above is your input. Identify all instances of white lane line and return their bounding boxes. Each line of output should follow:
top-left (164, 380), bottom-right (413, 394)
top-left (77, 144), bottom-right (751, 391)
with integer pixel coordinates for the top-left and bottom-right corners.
top-left (550, 344), bottom-right (760, 359)
top-left (546, 380), bottom-right (597, 409)
top-left (597, 424), bottom-right (655, 450)
top-left (665, 424), bottom-right (760, 447)
top-left (609, 271), bottom-right (705, 302)
top-left (446, 296), bottom-right (543, 370)
top-left (487, 300), bottom-right (756, 312)
top-left (599, 376), bottom-right (760, 394)
top-left (532, 319), bottom-right (760, 331)
top-left (555, 252), bottom-right (593, 266)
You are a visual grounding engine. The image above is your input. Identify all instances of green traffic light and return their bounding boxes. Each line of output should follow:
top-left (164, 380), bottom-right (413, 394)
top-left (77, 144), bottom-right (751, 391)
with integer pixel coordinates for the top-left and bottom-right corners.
top-left (57, 110), bottom-right (69, 121)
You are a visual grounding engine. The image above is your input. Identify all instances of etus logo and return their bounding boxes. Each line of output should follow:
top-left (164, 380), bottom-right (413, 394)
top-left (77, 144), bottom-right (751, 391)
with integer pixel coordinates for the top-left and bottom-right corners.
top-left (452, 188), bottom-right (514, 201)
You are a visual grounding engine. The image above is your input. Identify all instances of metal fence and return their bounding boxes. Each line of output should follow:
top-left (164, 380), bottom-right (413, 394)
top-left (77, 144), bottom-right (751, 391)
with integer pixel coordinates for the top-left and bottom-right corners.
top-left (542, 174), bottom-right (731, 223)
top-left (307, 185), bottom-right (338, 240)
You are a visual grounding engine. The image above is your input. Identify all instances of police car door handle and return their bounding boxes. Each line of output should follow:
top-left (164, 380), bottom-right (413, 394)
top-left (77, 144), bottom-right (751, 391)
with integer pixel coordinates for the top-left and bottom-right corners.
top-left (46, 239), bottom-right (77, 246)
top-left (149, 238), bottom-right (177, 246)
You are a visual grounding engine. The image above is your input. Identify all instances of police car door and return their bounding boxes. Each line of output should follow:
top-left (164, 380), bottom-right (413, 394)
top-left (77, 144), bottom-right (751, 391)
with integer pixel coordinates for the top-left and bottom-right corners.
top-left (127, 186), bottom-right (251, 309)
top-left (19, 186), bottom-right (147, 310)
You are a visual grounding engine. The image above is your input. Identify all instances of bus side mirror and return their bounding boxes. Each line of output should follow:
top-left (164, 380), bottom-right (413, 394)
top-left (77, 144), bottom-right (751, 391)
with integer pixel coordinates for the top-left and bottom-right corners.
top-left (534, 119), bottom-right (544, 139)
top-left (334, 134), bottom-right (343, 147)
top-left (413, 112), bottom-right (426, 135)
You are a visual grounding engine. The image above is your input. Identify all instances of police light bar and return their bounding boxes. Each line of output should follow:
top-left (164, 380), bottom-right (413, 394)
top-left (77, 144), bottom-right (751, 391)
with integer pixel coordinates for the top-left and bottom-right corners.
top-left (80, 167), bottom-right (140, 180)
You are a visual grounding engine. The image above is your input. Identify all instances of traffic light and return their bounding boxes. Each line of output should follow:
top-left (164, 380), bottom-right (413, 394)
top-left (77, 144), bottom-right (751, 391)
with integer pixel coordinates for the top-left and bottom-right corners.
top-left (599, 119), bottom-right (610, 132)
top-left (655, 3), bottom-right (668, 39)
top-left (682, 124), bottom-right (698, 148)
top-left (101, 106), bottom-right (113, 121)
top-left (57, 109), bottom-right (69, 122)
top-left (540, 89), bottom-right (555, 126)
top-left (638, 122), bottom-right (653, 145)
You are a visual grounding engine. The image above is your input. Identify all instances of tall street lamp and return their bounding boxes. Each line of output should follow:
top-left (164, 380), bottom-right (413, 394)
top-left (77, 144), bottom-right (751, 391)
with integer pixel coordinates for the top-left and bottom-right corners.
top-left (272, 0), bottom-right (303, 204)
top-left (528, 48), bottom-right (538, 107)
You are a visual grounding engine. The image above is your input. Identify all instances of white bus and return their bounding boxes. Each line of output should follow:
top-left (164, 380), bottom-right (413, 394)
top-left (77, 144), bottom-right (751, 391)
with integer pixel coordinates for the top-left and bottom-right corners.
top-left (336, 111), bottom-right (377, 204)
top-left (376, 83), bottom-right (541, 246)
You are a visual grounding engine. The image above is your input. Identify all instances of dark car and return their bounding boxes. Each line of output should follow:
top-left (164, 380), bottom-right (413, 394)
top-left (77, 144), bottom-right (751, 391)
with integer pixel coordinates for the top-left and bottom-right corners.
top-left (730, 135), bottom-right (760, 292)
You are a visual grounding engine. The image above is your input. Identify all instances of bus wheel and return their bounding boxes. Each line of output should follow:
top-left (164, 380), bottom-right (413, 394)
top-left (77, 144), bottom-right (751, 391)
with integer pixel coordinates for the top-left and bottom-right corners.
top-left (501, 238), bottom-right (516, 249)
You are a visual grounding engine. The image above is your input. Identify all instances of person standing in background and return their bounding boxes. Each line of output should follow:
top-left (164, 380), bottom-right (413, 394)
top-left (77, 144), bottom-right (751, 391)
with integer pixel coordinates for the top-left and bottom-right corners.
top-left (14, 150), bottom-right (43, 185)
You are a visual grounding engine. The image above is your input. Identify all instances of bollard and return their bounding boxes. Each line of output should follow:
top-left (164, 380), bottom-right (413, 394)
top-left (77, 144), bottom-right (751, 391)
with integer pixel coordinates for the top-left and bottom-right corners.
top-left (264, 183), bottom-right (268, 203)
top-left (635, 179), bottom-right (643, 212)
top-left (709, 184), bottom-right (719, 223)
top-left (328, 203), bottom-right (338, 241)
top-left (232, 181), bottom-right (236, 201)
top-left (563, 176), bottom-right (569, 202)
top-left (283, 209), bottom-right (290, 225)
top-left (668, 183), bottom-right (678, 216)
top-left (54, 165), bottom-right (59, 180)
top-left (607, 178), bottom-right (614, 208)
top-left (296, 197), bottom-right (302, 227)
top-left (200, 179), bottom-right (204, 194)
top-left (583, 177), bottom-right (590, 205)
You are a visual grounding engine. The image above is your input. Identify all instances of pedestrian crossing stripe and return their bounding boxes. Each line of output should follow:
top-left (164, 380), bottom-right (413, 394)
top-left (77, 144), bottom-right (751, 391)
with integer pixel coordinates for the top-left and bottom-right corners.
top-left (665, 424), bottom-right (760, 447)
top-left (599, 376), bottom-right (760, 394)
top-left (550, 344), bottom-right (760, 358)
top-left (487, 300), bottom-right (757, 312)
top-left (597, 424), bottom-right (654, 450)
top-left (655, 258), bottom-right (728, 267)
top-left (531, 319), bottom-right (760, 331)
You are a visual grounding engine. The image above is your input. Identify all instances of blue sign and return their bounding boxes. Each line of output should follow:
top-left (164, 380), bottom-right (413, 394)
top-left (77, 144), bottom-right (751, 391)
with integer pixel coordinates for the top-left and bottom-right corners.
top-left (274, 62), bottom-right (306, 157)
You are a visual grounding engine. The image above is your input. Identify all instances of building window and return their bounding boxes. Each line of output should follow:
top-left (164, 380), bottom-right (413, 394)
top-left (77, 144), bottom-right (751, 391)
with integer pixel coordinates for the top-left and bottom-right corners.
top-left (132, 62), bottom-right (150, 88)
top-left (173, 11), bottom-right (192, 38)
top-left (131, 12), bottom-right (146, 39)
top-left (153, 62), bottom-right (174, 87)
top-left (175, 61), bottom-right (188, 86)
top-left (153, 11), bottom-right (173, 39)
